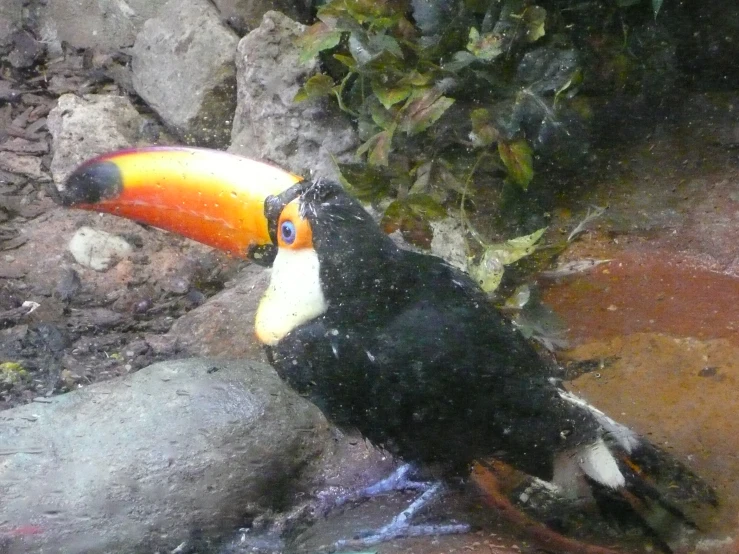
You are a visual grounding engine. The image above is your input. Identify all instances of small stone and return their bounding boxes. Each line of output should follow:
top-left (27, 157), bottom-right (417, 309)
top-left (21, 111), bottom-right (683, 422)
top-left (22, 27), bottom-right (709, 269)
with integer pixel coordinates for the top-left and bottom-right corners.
top-left (0, 137), bottom-right (48, 155)
top-left (54, 268), bottom-right (81, 301)
top-left (0, 151), bottom-right (43, 179)
top-left (68, 226), bottom-right (133, 271)
top-left (162, 274), bottom-right (190, 295)
top-left (144, 333), bottom-right (178, 356)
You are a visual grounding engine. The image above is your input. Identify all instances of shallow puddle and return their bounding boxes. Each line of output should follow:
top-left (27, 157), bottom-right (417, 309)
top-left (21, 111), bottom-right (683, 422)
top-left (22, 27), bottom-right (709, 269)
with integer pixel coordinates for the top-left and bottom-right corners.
top-left (542, 242), bottom-right (739, 549)
top-left (566, 334), bottom-right (739, 536)
top-left (542, 245), bottom-right (739, 346)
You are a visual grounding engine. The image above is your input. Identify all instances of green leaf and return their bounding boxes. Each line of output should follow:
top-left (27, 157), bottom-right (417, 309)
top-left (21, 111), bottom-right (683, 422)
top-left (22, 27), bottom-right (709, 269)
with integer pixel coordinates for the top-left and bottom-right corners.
top-left (343, 0), bottom-right (396, 25)
top-left (400, 70), bottom-right (433, 87)
top-left (368, 99), bottom-right (395, 130)
top-left (293, 73), bottom-right (335, 102)
top-left (503, 227), bottom-right (546, 261)
top-left (399, 88), bottom-right (455, 135)
top-left (468, 228), bottom-right (546, 293)
top-left (443, 51), bottom-right (477, 72)
top-left (470, 108), bottom-right (499, 148)
top-left (407, 194), bottom-right (447, 219)
top-left (315, 0), bottom-right (346, 22)
top-left (337, 163), bottom-right (397, 201)
top-left (523, 6), bottom-right (546, 43)
top-left (369, 129), bottom-right (394, 166)
top-left (348, 32), bottom-right (373, 64)
top-left (381, 199), bottom-right (436, 249)
top-left (504, 284), bottom-right (532, 310)
top-left (469, 251), bottom-right (505, 294)
top-left (382, 200), bottom-right (410, 230)
top-left (467, 27), bottom-right (503, 62)
top-left (652, 0), bottom-right (663, 17)
top-left (410, 159), bottom-right (466, 199)
top-left (554, 68), bottom-right (583, 105)
top-left (356, 125), bottom-right (396, 166)
top-left (333, 54), bottom-right (357, 71)
top-left (359, 49), bottom-right (406, 74)
top-left (296, 22), bottom-right (343, 64)
top-left (498, 140), bottom-right (534, 189)
top-left (368, 34), bottom-right (404, 58)
top-left (371, 79), bottom-right (412, 109)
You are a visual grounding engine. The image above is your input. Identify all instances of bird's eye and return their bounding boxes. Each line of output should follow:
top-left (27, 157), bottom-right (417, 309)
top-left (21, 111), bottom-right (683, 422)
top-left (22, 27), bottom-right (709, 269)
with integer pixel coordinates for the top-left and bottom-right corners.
top-left (280, 220), bottom-right (296, 245)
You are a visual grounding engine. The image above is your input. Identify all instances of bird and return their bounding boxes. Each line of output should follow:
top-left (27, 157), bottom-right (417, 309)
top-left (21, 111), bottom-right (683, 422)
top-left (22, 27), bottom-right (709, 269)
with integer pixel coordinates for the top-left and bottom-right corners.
top-left (57, 146), bottom-right (716, 553)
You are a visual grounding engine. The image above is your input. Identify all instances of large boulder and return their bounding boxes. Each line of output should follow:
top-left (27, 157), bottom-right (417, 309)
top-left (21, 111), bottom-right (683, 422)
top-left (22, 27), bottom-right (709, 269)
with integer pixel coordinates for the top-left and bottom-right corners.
top-left (230, 11), bottom-right (358, 181)
top-left (132, 0), bottom-right (239, 148)
top-left (36, 0), bottom-right (168, 54)
top-left (0, 358), bottom-right (332, 553)
top-left (48, 93), bottom-right (165, 185)
top-left (165, 264), bottom-right (271, 361)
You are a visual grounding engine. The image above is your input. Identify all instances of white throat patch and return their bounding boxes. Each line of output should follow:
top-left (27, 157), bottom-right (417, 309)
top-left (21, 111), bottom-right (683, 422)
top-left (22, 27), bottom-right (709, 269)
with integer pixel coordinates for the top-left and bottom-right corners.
top-left (255, 248), bottom-right (328, 346)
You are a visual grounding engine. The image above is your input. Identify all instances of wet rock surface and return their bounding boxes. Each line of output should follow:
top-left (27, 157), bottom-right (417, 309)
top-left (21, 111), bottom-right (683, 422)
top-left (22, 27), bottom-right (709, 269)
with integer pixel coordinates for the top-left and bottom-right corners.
top-left (0, 358), bottom-right (332, 554)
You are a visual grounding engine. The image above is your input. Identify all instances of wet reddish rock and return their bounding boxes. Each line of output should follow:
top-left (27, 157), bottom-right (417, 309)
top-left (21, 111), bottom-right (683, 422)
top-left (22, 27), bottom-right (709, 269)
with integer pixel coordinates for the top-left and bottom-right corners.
top-left (542, 243), bottom-right (739, 347)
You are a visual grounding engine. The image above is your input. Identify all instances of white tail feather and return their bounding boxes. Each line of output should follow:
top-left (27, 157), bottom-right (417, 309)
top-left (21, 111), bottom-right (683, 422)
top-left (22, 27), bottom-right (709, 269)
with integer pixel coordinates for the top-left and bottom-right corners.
top-left (580, 438), bottom-right (625, 489)
top-left (552, 438), bottom-right (625, 495)
top-left (557, 388), bottom-right (641, 454)
top-left (550, 388), bottom-right (635, 493)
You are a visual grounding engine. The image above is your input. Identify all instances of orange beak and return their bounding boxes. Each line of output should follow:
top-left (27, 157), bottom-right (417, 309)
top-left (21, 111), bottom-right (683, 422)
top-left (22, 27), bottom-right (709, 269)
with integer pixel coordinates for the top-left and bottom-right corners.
top-left (58, 147), bottom-right (304, 257)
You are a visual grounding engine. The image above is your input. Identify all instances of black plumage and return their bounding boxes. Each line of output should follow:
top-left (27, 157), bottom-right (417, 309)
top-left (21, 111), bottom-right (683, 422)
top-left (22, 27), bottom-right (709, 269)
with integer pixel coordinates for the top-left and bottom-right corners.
top-left (267, 179), bottom-right (599, 480)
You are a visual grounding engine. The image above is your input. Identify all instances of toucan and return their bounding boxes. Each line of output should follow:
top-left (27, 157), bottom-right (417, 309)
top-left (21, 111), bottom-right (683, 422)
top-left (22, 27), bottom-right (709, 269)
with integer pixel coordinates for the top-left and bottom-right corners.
top-left (57, 147), bottom-right (716, 553)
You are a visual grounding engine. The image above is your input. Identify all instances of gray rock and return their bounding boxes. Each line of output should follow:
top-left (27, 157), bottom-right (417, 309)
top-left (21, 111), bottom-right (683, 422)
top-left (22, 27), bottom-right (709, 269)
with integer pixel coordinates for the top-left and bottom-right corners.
top-left (36, 0), bottom-right (168, 54)
top-left (1, 137), bottom-right (49, 155)
top-left (230, 11), bottom-right (358, 181)
top-left (0, 151), bottom-right (46, 180)
top-left (212, 0), bottom-right (310, 35)
top-left (48, 93), bottom-right (163, 185)
top-left (132, 0), bottom-right (239, 148)
top-left (7, 29), bottom-right (43, 69)
top-left (0, 358), bottom-right (331, 554)
top-left (68, 226), bottom-right (134, 271)
top-left (166, 265), bottom-right (270, 361)
top-left (0, 0), bottom-right (22, 50)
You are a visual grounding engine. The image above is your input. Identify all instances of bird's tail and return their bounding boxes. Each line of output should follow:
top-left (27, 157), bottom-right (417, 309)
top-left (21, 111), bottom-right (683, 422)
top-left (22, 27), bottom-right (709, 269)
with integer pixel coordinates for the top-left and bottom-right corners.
top-left (554, 389), bottom-right (717, 552)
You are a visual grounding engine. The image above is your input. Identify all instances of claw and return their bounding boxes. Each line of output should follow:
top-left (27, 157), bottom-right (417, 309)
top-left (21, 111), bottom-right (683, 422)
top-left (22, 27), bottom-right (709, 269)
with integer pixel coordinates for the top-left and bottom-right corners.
top-left (334, 483), bottom-right (470, 550)
top-left (332, 463), bottom-right (431, 511)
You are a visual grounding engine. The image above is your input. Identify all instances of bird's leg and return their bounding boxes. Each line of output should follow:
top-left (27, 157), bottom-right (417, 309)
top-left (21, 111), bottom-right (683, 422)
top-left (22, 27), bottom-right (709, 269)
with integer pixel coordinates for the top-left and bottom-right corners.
top-left (472, 461), bottom-right (622, 554)
top-left (330, 463), bottom-right (431, 510)
top-left (334, 481), bottom-right (471, 550)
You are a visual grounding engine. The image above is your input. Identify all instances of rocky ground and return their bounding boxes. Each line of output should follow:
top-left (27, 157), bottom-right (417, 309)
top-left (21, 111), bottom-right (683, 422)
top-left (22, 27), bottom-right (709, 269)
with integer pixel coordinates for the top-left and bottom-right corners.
top-left (2, 1), bottom-right (739, 554)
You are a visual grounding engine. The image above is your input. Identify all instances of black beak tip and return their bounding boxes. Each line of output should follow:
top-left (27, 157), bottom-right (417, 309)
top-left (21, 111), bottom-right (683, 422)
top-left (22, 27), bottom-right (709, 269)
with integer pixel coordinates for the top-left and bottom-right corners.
top-left (57, 160), bottom-right (124, 206)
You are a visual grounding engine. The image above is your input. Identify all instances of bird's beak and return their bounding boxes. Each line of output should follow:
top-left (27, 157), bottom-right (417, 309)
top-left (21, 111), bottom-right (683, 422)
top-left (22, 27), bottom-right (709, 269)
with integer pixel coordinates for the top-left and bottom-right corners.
top-left (57, 147), bottom-right (304, 257)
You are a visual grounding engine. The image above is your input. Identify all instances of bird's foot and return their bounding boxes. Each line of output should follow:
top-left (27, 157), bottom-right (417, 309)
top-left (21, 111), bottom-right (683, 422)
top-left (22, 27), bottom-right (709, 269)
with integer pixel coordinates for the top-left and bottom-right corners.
top-left (334, 482), bottom-right (470, 550)
top-left (319, 458), bottom-right (433, 516)
top-left (330, 463), bottom-right (431, 510)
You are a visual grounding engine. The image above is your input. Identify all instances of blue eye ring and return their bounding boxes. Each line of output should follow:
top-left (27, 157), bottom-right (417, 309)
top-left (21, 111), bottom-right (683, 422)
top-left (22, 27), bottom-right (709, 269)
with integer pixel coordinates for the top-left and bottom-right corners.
top-left (280, 220), bottom-right (296, 245)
